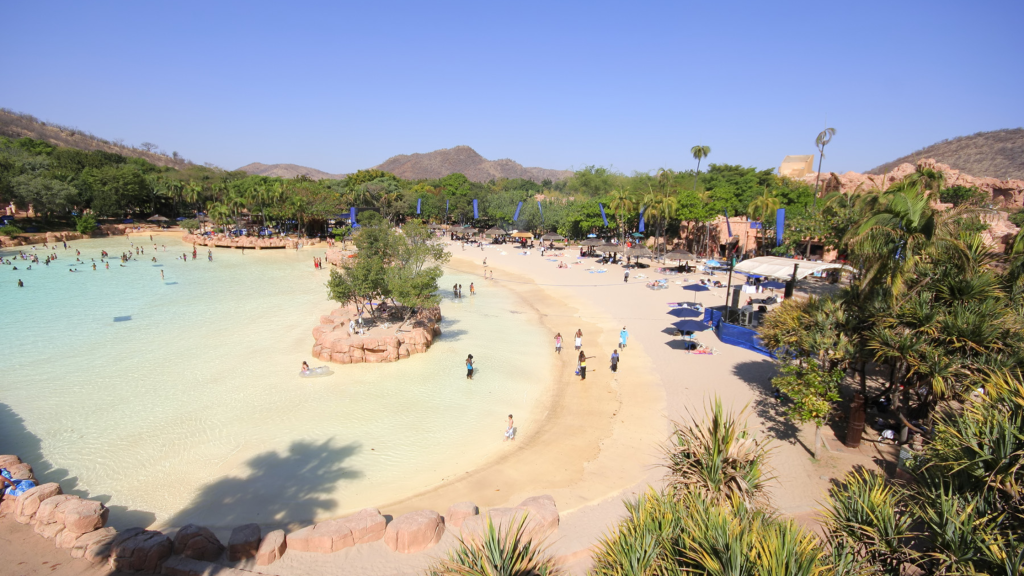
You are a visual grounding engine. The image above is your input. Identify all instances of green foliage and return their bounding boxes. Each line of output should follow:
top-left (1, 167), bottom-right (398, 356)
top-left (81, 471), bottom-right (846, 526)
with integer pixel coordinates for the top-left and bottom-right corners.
top-left (822, 469), bottom-right (915, 572)
top-left (180, 219), bottom-right (200, 233)
top-left (0, 224), bottom-right (24, 237)
top-left (345, 168), bottom-right (397, 188)
top-left (1009, 210), bottom-right (1024, 228)
top-left (438, 172), bottom-right (471, 196)
top-left (426, 516), bottom-right (561, 576)
top-left (940, 185), bottom-right (986, 207)
top-left (73, 213), bottom-right (97, 236)
top-left (665, 398), bottom-right (772, 508)
top-left (327, 221), bottom-right (449, 319)
top-left (771, 359), bottom-right (843, 428)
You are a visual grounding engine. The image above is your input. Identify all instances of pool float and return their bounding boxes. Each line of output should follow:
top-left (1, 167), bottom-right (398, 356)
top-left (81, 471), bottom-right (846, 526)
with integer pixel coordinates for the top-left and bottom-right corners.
top-left (299, 366), bottom-right (333, 378)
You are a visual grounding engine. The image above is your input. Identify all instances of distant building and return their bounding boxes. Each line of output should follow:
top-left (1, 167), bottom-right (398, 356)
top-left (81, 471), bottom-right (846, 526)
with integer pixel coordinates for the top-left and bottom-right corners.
top-left (779, 155), bottom-right (814, 179)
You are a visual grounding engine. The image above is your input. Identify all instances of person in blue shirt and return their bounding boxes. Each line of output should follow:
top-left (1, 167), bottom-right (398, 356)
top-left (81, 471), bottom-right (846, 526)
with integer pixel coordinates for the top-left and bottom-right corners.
top-left (619, 327), bottom-right (629, 349)
top-left (610, 350), bottom-right (620, 373)
top-left (466, 354), bottom-right (474, 380)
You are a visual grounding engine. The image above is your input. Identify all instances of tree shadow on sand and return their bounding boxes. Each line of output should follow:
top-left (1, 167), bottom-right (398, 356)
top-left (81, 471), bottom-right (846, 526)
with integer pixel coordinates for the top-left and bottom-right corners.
top-left (165, 439), bottom-right (362, 533)
top-left (0, 402), bottom-right (157, 528)
top-left (731, 360), bottom-right (813, 457)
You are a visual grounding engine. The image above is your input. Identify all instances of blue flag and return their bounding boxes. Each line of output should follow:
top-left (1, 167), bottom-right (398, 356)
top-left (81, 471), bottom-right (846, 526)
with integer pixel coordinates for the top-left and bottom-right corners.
top-left (416, 198), bottom-right (421, 215)
top-left (639, 206), bottom-right (645, 232)
top-left (446, 199), bottom-right (449, 218)
top-left (538, 201), bottom-right (543, 221)
top-left (776, 208), bottom-right (785, 246)
top-left (724, 209), bottom-right (732, 238)
top-left (513, 201), bottom-right (523, 222)
top-left (350, 206), bottom-right (357, 227)
top-left (599, 203), bottom-right (609, 227)
top-left (473, 199), bottom-right (479, 219)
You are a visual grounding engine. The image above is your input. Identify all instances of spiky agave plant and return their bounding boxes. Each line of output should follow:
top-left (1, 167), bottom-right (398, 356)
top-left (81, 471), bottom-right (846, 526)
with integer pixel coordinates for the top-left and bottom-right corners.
top-left (426, 515), bottom-right (561, 576)
top-left (820, 469), bottom-right (916, 573)
top-left (664, 398), bottom-right (773, 508)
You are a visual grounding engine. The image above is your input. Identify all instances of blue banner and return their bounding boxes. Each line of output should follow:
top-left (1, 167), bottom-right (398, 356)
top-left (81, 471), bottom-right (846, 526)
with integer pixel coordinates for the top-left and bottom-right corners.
top-left (599, 203), bottom-right (609, 227)
top-left (639, 206), bottom-right (645, 232)
top-left (725, 209), bottom-right (732, 237)
top-left (350, 206), bottom-right (357, 227)
top-left (416, 198), bottom-right (421, 215)
top-left (776, 208), bottom-right (785, 246)
top-left (446, 199), bottom-right (449, 218)
top-left (538, 201), bottom-right (543, 221)
top-left (750, 222), bottom-right (763, 229)
top-left (513, 201), bottom-right (523, 222)
top-left (472, 199), bottom-right (479, 219)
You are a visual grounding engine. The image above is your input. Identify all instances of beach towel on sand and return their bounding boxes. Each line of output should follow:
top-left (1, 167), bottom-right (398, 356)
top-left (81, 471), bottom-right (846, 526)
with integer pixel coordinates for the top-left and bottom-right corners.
top-left (1, 468), bottom-right (36, 497)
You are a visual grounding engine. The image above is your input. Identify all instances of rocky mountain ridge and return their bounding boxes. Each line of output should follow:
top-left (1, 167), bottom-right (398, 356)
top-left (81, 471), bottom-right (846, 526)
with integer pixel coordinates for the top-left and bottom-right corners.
top-left (373, 145), bottom-right (573, 183)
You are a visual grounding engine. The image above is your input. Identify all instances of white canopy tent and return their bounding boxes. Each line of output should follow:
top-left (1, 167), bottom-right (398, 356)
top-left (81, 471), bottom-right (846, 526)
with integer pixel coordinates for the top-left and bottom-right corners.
top-left (733, 256), bottom-right (854, 281)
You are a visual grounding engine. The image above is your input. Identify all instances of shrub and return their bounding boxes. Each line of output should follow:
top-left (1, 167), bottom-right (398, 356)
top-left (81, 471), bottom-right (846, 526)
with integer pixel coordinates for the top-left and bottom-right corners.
top-left (426, 516), bottom-right (561, 576)
top-left (180, 219), bottom-right (200, 233)
top-left (0, 224), bottom-right (24, 237)
top-left (74, 214), bottom-right (97, 236)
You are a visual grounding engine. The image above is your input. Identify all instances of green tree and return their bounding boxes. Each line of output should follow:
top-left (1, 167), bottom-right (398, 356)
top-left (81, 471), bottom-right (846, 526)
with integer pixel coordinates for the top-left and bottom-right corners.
top-left (74, 213), bottom-right (97, 236)
top-left (771, 358), bottom-right (844, 459)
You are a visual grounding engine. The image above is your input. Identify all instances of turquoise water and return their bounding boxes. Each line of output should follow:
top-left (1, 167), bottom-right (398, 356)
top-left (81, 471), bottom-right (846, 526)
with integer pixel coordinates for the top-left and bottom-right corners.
top-left (0, 237), bottom-right (551, 530)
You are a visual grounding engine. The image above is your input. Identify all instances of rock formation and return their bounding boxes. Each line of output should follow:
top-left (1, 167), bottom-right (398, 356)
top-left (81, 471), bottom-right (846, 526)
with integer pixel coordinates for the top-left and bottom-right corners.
top-left (800, 158), bottom-right (1024, 208)
top-left (312, 305), bottom-right (442, 365)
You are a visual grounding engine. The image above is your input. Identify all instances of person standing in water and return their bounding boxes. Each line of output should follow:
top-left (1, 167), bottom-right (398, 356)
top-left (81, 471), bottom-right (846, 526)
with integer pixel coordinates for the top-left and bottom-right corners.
top-left (574, 329), bottom-right (583, 351)
top-left (505, 414), bottom-right (515, 441)
top-left (554, 332), bottom-right (562, 354)
top-left (466, 354), bottom-right (474, 380)
top-left (161, 270), bottom-right (165, 280)
top-left (17, 279), bottom-right (23, 287)
top-left (470, 282), bottom-right (475, 295)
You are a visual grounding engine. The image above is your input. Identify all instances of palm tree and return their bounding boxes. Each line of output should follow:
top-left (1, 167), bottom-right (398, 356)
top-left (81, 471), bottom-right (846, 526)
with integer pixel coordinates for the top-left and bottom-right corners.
top-left (812, 127), bottom-right (837, 203)
top-left (747, 187), bottom-right (782, 256)
top-left (690, 145), bottom-right (710, 191)
top-left (608, 187), bottom-right (635, 246)
top-left (208, 202), bottom-right (233, 236)
top-left (909, 163), bottom-right (946, 197)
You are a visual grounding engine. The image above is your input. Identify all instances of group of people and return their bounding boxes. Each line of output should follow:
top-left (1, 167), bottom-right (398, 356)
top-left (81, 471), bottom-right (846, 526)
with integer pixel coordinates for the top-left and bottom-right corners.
top-left (452, 282), bottom-right (476, 298)
top-left (313, 257), bottom-right (324, 269)
top-left (556, 327), bottom-right (628, 381)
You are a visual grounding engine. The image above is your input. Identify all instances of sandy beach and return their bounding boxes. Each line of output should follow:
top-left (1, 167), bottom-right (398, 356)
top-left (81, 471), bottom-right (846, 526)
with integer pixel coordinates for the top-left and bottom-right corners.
top-left (1, 234), bottom-right (893, 576)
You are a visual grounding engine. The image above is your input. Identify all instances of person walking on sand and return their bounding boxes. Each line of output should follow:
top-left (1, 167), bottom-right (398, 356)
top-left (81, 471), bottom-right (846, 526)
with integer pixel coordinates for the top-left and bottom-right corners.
top-left (466, 354), bottom-right (474, 380)
top-left (579, 352), bottom-right (590, 380)
top-left (505, 414), bottom-right (515, 441)
top-left (619, 326), bottom-right (629, 349)
top-left (554, 332), bottom-right (563, 354)
top-left (610, 349), bottom-right (620, 373)
top-left (624, 268), bottom-right (630, 282)
top-left (574, 329), bottom-right (583, 351)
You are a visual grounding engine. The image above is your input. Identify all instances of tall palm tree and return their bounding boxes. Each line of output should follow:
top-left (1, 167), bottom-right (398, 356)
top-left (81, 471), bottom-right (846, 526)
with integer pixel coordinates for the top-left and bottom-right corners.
top-left (608, 187), bottom-right (635, 246)
top-left (690, 145), bottom-right (710, 191)
top-left (747, 187), bottom-right (782, 256)
top-left (813, 127), bottom-right (837, 203)
top-left (909, 164), bottom-right (946, 197)
top-left (208, 202), bottom-right (233, 235)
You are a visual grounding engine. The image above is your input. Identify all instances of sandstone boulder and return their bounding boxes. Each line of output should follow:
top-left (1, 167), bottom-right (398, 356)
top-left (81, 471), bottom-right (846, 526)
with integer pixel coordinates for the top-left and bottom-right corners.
top-left (70, 526), bottom-right (117, 560)
top-left (0, 454), bottom-right (21, 468)
top-left (286, 508), bottom-right (386, 554)
top-left (517, 495), bottom-right (559, 539)
top-left (173, 524), bottom-right (225, 562)
top-left (228, 523), bottom-right (261, 561)
top-left (34, 494), bottom-right (79, 525)
top-left (14, 482), bottom-right (61, 522)
top-left (8, 462), bottom-right (34, 480)
top-left (255, 529), bottom-right (286, 566)
top-left (161, 555), bottom-right (253, 576)
top-left (57, 527), bottom-right (81, 548)
top-left (53, 496), bottom-right (86, 525)
top-left (384, 509), bottom-right (445, 554)
top-left (35, 521), bottom-right (65, 539)
top-left (446, 501), bottom-right (479, 529)
top-left (63, 499), bottom-right (108, 534)
top-left (460, 496), bottom-right (559, 543)
top-left (110, 529), bottom-right (172, 573)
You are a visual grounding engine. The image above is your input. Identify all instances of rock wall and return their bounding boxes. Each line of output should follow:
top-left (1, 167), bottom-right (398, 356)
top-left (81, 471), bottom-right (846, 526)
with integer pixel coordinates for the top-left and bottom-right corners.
top-left (800, 158), bottom-right (1024, 208)
top-left (0, 452), bottom-right (562, 569)
top-left (312, 305), bottom-right (442, 365)
top-left (181, 234), bottom-right (314, 250)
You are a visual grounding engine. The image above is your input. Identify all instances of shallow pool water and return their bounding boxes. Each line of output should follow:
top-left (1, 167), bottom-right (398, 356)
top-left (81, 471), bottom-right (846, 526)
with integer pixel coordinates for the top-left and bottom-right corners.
top-left (0, 237), bottom-right (551, 530)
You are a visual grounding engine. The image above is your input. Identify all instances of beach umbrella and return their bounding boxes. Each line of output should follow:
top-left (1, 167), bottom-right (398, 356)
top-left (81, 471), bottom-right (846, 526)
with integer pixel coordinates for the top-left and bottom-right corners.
top-left (663, 250), bottom-right (696, 261)
top-left (668, 307), bottom-right (702, 319)
top-left (511, 231), bottom-right (533, 239)
top-left (673, 319), bottom-right (710, 333)
top-left (541, 233), bottom-right (565, 241)
top-left (600, 243), bottom-right (623, 253)
top-left (483, 227), bottom-right (505, 236)
top-left (705, 259), bottom-right (722, 267)
top-left (147, 215), bottom-right (169, 222)
top-left (581, 238), bottom-right (604, 246)
top-left (176, 217), bottom-right (186, 221)
top-left (682, 283), bottom-right (711, 302)
top-left (587, 233), bottom-right (598, 238)
top-left (630, 232), bottom-right (644, 238)
top-left (625, 246), bottom-right (653, 258)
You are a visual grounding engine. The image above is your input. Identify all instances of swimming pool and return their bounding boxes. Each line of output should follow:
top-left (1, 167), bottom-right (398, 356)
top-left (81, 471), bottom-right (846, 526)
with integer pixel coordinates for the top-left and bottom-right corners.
top-left (0, 236), bottom-right (551, 530)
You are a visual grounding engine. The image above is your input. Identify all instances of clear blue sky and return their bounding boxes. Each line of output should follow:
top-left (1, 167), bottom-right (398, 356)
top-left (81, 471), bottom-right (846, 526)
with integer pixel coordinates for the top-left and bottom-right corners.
top-left (4, 1), bottom-right (1022, 176)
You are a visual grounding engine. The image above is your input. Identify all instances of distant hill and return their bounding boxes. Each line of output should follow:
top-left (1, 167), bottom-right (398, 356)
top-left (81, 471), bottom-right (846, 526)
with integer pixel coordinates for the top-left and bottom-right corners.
top-left (0, 107), bottom-right (195, 170)
top-left (373, 145), bottom-right (573, 183)
top-left (867, 128), bottom-right (1024, 180)
top-left (236, 162), bottom-right (345, 180)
